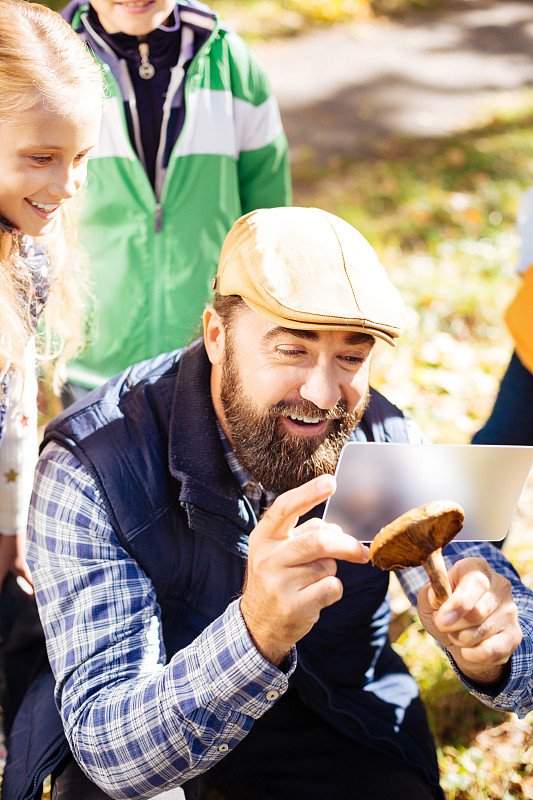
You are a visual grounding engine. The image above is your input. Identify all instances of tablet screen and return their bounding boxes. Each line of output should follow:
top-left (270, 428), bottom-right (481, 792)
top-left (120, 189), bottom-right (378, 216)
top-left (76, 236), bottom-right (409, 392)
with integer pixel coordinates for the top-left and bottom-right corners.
top-left (322, 442), bottom-right (533, 542)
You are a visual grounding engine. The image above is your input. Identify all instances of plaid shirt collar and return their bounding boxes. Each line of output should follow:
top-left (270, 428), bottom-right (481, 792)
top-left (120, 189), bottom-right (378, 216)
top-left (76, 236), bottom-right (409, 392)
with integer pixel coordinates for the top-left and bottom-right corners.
top-left (216, 421), bottom-right (276, 518)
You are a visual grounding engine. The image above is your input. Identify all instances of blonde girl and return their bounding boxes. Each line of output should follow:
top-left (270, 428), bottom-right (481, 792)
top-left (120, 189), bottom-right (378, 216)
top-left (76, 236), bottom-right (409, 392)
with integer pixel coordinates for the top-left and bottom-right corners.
top-left (0, 0), bottom-right (103, 590)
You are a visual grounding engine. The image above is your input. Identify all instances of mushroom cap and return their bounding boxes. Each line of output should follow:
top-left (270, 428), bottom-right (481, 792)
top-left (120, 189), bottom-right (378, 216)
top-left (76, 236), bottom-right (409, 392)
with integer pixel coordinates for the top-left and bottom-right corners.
top-left (369, 500), bottom-right (465, 571)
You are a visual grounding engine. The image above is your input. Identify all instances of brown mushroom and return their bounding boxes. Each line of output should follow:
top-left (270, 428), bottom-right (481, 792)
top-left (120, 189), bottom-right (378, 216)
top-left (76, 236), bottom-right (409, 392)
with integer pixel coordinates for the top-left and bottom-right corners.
top-left (369, 500), bottom-right (465, 606)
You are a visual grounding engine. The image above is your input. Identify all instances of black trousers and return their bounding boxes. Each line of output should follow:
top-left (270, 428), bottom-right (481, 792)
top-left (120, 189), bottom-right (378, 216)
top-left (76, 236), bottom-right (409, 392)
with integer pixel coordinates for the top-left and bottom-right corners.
top-left (52, 688), bottom-right (443, 800)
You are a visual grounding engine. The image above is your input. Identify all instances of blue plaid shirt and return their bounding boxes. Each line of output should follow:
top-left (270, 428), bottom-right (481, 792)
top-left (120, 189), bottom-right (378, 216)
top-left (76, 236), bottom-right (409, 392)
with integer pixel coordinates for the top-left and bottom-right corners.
top-left (217, 420), bottom-right (276, 519)
top-left (27, 439), bottom-right (533, 798)
top-left (28, 441), bottom-right (295, 798)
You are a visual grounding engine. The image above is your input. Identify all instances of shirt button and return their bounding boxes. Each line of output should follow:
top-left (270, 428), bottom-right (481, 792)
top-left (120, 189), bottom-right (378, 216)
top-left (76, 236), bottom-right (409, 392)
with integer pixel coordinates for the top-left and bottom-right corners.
top-left (218, 743), bottom-right (229, 753)
top-left (266, 689), bottom-right (279, 702)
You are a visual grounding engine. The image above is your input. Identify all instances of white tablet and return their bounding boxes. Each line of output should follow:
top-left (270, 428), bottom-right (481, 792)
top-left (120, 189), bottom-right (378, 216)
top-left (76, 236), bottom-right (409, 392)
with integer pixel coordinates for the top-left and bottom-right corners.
top-left (322, 442), bottom-right (533, 542)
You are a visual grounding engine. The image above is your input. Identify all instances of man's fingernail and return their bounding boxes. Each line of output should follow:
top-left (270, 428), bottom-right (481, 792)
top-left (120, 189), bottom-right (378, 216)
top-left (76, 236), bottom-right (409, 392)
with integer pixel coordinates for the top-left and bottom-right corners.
top-left (315, 475), bottom-right (335, 491)
top-left (442, 610), bottom-right (459, 626)
top-left (16, 576), bottom-right (33, 595)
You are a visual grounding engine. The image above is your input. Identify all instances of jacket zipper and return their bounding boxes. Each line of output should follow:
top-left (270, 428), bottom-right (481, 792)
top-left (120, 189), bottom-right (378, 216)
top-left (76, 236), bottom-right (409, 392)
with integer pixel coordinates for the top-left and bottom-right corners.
top-left (153, 25), bottom-right (194, 200)
top-left (153, 63), bottom-right (185, 202)
top-left (162, 17), bottom-right (221, 191)
top-left (80, 12), bottom-right (149, 179)
top-left (119, 59), bottom-right (148, 176)
top-left (154, 203), bottom-right (163, 232)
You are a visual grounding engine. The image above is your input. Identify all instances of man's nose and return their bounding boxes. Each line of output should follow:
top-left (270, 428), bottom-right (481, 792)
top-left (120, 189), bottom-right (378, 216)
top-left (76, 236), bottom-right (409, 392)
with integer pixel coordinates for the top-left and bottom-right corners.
top-left (299, 366), bottom-right (342, 410)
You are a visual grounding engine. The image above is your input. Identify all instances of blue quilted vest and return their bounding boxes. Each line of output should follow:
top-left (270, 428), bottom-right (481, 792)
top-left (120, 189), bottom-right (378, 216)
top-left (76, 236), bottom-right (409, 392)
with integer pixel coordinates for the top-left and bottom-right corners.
top-left (3, 341), bottom-right (441, 799)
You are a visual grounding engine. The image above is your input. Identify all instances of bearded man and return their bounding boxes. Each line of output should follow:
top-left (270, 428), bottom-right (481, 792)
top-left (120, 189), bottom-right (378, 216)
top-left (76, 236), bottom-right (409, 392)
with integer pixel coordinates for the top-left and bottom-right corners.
top-left (11, 208), bottom-right (533, 800)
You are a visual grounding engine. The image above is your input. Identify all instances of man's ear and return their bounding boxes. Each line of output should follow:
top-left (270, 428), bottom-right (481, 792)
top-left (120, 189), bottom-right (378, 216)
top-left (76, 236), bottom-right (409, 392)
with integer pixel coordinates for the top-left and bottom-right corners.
top-left (203, 306), bottom-right (225, 366)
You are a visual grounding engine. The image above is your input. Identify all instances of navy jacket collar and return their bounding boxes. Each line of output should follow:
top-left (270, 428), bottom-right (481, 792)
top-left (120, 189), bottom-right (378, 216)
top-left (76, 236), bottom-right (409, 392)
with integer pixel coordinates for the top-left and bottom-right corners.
top-left (168, 341), bottom-right (257, 538)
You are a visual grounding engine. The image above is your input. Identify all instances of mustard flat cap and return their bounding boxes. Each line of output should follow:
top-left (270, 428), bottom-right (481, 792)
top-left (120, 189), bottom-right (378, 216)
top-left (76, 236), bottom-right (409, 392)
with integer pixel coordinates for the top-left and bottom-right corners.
top-left (212, 207), bottom-right (405, 345)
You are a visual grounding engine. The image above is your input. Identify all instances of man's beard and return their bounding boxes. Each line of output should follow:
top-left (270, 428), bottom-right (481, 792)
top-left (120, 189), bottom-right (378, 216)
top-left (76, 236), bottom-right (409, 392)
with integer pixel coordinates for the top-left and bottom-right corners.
top-left (219, 343), bottom-right (369, 495)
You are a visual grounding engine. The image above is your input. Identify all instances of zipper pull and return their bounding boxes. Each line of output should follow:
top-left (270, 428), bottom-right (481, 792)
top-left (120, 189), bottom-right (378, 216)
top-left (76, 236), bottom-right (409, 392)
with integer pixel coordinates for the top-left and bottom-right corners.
top-left (138, 40), bottom-right (155, 80)
top-left (155, 203), bottom-right (163, 232)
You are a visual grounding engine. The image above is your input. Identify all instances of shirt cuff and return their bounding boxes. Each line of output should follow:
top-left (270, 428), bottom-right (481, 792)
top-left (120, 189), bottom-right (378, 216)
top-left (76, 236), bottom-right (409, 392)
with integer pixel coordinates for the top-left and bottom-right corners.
top-left (167, 598), bottom-right (296, 721)
top-left (445, 642), bottom-right (533, 719)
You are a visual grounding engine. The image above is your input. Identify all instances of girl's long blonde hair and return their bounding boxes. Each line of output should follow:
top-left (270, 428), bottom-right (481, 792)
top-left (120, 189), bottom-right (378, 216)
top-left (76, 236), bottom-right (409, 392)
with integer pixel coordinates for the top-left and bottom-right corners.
top-left (0, 0), bottom-right (104, 391)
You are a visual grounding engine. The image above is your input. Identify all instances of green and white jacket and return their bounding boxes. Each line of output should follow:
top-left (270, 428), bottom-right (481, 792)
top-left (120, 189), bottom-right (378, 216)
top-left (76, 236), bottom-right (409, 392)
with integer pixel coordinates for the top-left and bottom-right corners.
top-left (65, 0), bottom-right (292, 388)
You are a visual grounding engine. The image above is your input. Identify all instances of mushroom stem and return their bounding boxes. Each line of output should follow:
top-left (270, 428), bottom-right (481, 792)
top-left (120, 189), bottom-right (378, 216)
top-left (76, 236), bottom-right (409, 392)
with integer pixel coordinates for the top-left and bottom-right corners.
top-left (421, 547), bottom-right (452, 607)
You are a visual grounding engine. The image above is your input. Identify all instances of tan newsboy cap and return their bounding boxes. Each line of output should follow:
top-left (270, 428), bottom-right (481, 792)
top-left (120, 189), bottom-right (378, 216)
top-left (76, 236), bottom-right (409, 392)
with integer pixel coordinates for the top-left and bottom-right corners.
top-left (212, 207), bottom-right (405, 346)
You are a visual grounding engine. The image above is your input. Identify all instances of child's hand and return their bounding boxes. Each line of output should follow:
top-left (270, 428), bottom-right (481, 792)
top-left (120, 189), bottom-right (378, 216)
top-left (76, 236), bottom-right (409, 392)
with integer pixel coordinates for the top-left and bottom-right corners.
top-left (0, 532), bottom-right (33, 594)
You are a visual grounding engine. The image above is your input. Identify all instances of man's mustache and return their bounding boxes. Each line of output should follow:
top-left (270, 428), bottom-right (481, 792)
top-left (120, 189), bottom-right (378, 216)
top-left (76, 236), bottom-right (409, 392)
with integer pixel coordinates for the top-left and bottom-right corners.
top-left (269, 399), bottom-right (351, 422)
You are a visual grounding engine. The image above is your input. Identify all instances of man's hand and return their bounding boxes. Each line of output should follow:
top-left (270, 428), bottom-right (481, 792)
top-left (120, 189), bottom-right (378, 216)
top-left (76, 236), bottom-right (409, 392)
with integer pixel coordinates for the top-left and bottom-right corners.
top-left (240, 474), bottom-right (370, 666)
top-left (417, 557), bottom-right (522, 686)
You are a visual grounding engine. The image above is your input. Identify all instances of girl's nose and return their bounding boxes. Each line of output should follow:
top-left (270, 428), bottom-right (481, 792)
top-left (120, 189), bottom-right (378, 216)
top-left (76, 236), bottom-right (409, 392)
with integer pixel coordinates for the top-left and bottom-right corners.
top-left (50, 165), bottom-right (78, 200)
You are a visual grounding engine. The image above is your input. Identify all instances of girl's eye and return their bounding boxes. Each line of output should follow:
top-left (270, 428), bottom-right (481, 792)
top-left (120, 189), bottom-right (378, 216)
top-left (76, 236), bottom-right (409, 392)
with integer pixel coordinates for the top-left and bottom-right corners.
top-left (75, 151), bottom-right (90, 163)
top-left (31, 155), bottom-right (51, 165)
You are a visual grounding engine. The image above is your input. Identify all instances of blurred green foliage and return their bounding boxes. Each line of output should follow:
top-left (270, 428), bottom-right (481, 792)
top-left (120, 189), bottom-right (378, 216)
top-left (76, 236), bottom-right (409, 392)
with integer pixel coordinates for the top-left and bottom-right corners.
top-left (40, 0), bottom-right (64, 9)
top-left (37, 0), bottom-right (446, 37)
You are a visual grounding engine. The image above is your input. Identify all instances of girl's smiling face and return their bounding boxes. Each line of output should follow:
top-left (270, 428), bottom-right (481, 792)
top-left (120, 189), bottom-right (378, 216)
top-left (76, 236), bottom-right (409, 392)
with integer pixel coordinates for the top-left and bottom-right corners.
top-left (0, 97), bottom-right (101, 238)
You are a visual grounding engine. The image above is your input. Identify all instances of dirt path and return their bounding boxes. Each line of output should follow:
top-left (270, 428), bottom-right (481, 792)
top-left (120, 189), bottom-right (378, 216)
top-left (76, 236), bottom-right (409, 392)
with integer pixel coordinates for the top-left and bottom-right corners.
top-left (250, 0), bottom-right (533, 161)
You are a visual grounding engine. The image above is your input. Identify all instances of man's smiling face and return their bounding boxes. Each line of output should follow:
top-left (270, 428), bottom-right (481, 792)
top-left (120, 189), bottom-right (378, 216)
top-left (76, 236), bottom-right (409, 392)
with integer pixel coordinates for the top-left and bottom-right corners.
top-left (205, 302), bottom-right (374, 494)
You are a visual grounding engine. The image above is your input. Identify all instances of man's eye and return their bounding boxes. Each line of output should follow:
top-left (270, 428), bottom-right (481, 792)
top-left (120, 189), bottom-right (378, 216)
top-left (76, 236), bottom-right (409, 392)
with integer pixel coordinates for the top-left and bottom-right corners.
top-left (340, 354), bottom-right (367, 366)
top-left (278, 348), bottom-right (305, 357)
